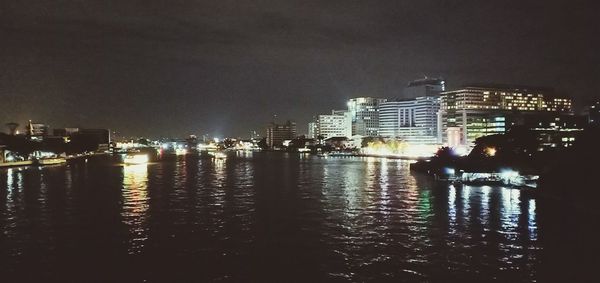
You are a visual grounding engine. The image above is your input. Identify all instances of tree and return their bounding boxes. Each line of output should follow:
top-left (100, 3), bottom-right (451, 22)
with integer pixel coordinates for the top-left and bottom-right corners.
top-left (257, 138), bottom-right (268, 149)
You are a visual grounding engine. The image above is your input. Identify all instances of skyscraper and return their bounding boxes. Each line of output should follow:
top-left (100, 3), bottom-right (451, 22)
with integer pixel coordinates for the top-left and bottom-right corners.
top-left (347, 97), bottom-right (387, 137)
top-left (379, 96), bottom-right (440, 144)
top-left (404, 77), bottom-right (446, 99)
top-left (307, 121), bottom-right (317, 139)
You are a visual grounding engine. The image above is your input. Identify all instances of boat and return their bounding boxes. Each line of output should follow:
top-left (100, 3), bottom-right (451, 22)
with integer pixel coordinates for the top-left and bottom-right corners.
top-left (35, 157), bottom-right (67, 166)
top-left (124, 154), bottom-right (149, 165)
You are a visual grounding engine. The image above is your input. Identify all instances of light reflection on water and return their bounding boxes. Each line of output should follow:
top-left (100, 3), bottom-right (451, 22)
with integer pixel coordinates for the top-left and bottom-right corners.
top-left (122, 164), bottom-right (149, 254)
top-left (0, 153), bottom-right (596, 281)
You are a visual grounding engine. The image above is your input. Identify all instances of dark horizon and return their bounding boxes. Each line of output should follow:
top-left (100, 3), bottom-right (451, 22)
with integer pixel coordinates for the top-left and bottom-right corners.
top-left (2, 0), bottom-right (598, 138)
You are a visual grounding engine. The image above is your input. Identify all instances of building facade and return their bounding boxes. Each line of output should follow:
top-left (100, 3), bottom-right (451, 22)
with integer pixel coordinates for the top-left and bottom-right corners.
top-left (266, 120), bottom-right (297, 148)
top-left (313, 110), bottom-right (352, 140)
top-left (347, 97), bottom-right (387, 137)
top-left (307, 121), bottom-right (317, 139)
top-left (379, 96), bottom-right (440, 144)
top-left (440, 86), bottom-right (573, 147)
top-left (508, 113), bottom-right (585, 151)
top-left (26, 120), bottom-right (49, 138)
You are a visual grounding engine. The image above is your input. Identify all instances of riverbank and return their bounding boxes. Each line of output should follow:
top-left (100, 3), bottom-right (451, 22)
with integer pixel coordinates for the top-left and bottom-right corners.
top-left (0, 152), bottom-right (109, 169)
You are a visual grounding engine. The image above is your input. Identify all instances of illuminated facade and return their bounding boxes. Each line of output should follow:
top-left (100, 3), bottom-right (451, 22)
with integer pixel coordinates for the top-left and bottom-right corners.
top-left (347, 97), bottom-right (387, 137)
top-left (26, 120), bottom-right (49, 137)
top-left (509, 113), bottom-right (586, 150)
top-left (307, 121), bottom-right (317, 139)
top-left (313, 110), bottom-right (352, 140)
top-left (440, 86), bottom-right (573, 146)
top-left (379, 96), bottom-right (440, 144)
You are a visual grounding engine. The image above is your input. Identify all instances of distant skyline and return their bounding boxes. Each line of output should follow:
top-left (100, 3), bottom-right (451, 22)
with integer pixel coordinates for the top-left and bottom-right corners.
top-left (1, 1), bottom-right (598, 138)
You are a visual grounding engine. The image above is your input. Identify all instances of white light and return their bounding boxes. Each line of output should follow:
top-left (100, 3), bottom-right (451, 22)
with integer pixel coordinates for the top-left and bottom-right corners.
top-left (124, 154), bottom-right (149, 164)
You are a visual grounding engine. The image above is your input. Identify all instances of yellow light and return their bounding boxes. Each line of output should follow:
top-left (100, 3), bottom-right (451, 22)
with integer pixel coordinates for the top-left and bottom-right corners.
top-left (484, 147), bottom-right (496, 157)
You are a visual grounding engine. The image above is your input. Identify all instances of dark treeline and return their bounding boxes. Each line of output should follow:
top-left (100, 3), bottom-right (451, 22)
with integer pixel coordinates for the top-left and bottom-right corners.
top-left (0, 133), bottom-right (101, 158)
top-left (412, 125), bottom-right (600, 209)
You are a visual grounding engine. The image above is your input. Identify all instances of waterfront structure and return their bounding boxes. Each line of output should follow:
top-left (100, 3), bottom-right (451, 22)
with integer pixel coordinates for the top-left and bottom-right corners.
top-left (440, 85), bottom-right (573, 147)
top-left (347, 97), bottom-right (387, 137)
top-left (266, 120), bottom-right (296, 148)
top-left (379, 96), bottom-right (440, 144)
top-left (312, 110), bottom-right (352, 140)
top-left (403, 77), bottom-right (446, 99)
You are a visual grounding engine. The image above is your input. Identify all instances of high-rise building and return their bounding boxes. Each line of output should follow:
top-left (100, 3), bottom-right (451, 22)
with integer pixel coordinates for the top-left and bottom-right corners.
top-left (440, 85), bottom-right (573, 147)
top-left (404, 77), bottom-right (446, 99)
top-left (313, 110), bottom-right (352, 140)
top-left (585, 100), bottom-right (600, 125)
top-left (266, 120), bottom-right (296, 148)
top-left (379, 96), bottom-right (440, 144)
top-left (307, 121), bottom-right (317, 139)
top-left (347, 97), bottom-right (387, 137)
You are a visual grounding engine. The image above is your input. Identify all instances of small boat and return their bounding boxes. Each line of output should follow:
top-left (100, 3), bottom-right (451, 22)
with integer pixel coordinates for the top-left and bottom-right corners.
top-left (124, 154), bottom-right (149, 165)
top-left (35, 157), bottom-right (67, 165)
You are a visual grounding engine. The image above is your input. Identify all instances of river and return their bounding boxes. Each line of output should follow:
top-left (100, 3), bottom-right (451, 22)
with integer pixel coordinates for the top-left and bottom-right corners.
top-left (0, 152), bottom-right (597, 282)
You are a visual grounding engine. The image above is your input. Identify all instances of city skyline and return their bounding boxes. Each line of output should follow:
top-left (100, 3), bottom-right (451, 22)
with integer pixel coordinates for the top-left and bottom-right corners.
top-left (2, 1), bottom-right (598, 137)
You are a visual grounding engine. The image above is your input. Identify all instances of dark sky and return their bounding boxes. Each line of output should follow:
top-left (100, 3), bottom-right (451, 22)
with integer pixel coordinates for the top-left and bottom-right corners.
top-left (1, 0), bottom-right (598, 138)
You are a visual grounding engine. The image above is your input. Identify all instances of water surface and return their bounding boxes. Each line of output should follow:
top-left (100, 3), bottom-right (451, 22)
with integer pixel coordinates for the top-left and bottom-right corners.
top-left (1, 152), bottom-right (597, 282)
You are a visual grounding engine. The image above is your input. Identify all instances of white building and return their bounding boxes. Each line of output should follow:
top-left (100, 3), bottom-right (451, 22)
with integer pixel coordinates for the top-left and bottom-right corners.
top-left (379, 96), bottom-right (440, 144)
top-left (307, 121), bottom-right (317, 139)
top-left (347, 97), bottom-right (387, 137)
top-left (313, 110), bottom-right (352, 140)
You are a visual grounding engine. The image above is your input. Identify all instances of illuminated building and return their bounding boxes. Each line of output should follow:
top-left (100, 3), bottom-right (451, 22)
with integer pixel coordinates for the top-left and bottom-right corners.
top-left (403, 77), bottom-right (445, 99)
top-left (508, 113), bottom-right (586, 150)
top-left (379, 96), bottom-right (440, 144)
top-left (266, 120), bottom-right (296, 148)
top-left (26, 120), bottom-right (49, 138)
top-left (347, 97), bottom-right (387, 137)
top-left (440, 86), bottom-right (573, 146)
top-left (307, 121), bottom-right (317, 139)
top-left (584, 100), bottom-right (600, 125)
top-left (312, 110), bottom-right (352, 140)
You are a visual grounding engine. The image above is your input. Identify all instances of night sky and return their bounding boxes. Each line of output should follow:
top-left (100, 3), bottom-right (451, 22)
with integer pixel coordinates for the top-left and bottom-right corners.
top-left (1, 1), bottom-right (598, 138)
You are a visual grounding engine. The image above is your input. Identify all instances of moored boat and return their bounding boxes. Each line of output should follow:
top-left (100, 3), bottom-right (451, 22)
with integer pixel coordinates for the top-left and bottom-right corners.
top-left (35, 157), bottom-right (67, 166)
